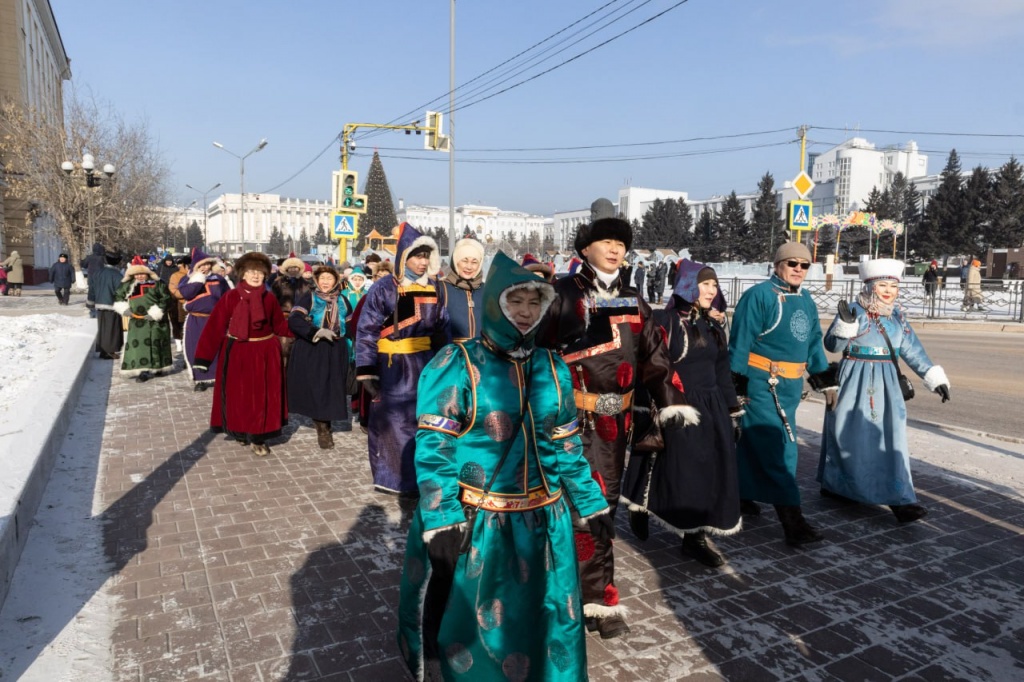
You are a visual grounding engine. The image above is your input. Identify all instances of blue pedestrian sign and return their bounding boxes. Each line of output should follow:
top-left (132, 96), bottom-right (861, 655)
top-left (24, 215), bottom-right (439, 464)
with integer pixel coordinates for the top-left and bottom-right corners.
top-left (331, 211), bottom-right (358, 239)
top-left (788, 200), bottom-right (813, 234)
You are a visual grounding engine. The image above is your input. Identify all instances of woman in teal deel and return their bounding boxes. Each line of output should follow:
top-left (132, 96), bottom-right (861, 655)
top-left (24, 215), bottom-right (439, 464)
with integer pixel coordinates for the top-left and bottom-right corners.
top-left (397, 252), bottom-right (611, 681)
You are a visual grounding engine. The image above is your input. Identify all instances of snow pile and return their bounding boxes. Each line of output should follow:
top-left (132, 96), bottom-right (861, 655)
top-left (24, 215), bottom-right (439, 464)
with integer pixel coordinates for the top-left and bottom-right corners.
top-left (0, 315), bottom-right (71, 411)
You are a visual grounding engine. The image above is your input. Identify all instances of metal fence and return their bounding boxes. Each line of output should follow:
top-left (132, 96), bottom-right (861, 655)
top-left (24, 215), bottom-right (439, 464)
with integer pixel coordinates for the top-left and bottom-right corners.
top-left (716, 278), bottom-right (1024, 323)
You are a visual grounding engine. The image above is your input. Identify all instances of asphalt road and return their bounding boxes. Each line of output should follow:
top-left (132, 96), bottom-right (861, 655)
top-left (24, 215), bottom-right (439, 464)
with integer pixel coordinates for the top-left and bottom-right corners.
top-left (823, 328), bottom-right (1023, 440)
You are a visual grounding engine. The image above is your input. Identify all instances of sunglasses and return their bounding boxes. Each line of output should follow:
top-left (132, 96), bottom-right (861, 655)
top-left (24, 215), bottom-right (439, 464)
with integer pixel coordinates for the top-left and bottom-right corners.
top-left (785, 260), bottom-right (811, 270)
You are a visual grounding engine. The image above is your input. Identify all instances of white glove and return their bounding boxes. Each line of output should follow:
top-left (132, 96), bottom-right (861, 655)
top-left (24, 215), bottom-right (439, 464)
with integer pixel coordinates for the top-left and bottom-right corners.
top-left (313, 328), bottom-right (338, 343)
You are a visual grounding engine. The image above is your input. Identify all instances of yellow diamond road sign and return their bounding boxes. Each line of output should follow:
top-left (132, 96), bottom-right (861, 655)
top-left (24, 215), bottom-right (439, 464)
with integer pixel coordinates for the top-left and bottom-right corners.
top-left (792, 171), bottom-right (815, 199)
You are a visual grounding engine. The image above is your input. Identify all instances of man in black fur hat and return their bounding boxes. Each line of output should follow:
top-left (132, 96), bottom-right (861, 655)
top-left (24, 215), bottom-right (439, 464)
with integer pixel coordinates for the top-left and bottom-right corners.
top-left (537, 199), bottom-right (697, 639)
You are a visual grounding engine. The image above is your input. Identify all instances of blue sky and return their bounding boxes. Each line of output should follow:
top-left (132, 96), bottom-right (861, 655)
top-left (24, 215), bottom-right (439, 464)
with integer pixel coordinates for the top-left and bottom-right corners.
top-left (51, 0), bottom-right (1024, 216)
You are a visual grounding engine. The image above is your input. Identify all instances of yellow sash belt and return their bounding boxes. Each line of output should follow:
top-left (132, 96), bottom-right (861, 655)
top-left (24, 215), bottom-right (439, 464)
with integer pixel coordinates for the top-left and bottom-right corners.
top-left (378, 336), bottom-right (431, 366)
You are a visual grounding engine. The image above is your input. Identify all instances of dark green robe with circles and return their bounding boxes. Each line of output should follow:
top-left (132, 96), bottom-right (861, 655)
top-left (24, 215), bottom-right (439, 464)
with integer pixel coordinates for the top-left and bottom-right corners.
top-left (115, 278), bottom-right (173, 377)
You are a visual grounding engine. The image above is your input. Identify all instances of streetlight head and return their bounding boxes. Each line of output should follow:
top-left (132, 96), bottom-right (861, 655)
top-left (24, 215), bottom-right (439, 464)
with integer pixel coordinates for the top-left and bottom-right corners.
top-left (212, 182), bottom-right (222, 191)
top-left (212, 142), bottom-right (224, 149)
top-left (61, 161), bottom-right (74, 175)
top-left (82, 154), bottom-right (95, 171)
top-left (258, 138), bottom-right (268, 150)
top-left (103, 163), bottom-right (115, 177)
top-left (186, 183), bottom-right (196, 191)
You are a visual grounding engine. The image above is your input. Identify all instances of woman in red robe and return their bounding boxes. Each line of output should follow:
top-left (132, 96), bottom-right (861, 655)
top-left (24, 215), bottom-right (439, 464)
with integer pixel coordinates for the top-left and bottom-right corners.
top-left (194, 252), bottom-right (293, 456)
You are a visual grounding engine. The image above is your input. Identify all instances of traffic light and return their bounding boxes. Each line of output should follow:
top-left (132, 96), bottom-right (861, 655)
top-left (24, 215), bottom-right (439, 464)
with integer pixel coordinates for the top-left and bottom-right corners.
top-left (424, 110), bottom-right (449, 151)
top-left (338, 170), bottom-right (368, 214)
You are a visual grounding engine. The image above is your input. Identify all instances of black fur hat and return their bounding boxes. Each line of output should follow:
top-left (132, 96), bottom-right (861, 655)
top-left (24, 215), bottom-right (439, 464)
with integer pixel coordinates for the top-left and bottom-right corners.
top-left (575, 217), bottom-right (632, 257)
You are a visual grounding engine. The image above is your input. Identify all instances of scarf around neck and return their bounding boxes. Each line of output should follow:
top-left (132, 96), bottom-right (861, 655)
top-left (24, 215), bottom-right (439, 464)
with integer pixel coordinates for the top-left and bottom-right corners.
top-left (311, 284), bottom-right (342, 332)
top-left (444, 268), bottom-right (483, 291)
top-left (228, 281), bottom-right (267, 340)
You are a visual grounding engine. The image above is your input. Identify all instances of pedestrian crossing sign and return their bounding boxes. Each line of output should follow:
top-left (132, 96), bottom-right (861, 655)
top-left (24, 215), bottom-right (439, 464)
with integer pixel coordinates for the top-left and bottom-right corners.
top-left (331, 211), bottom-right (358, 239)
top-left (788, 200), bottom-right (813, 234)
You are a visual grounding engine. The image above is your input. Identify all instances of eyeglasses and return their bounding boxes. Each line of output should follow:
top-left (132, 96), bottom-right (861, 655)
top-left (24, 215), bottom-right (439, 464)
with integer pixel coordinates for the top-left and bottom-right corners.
top-left (785, 260), bottom-right (811, 270)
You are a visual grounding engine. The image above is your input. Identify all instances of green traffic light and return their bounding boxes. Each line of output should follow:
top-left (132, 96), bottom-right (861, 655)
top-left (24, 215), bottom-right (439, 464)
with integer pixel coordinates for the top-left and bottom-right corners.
top-left (344, 186), bottom-right (354, 196)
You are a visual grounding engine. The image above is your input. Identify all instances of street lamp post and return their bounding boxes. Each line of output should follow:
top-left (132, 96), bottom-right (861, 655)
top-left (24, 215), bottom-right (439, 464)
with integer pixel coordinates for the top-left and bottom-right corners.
top-left (61, 153), bottom-right (115, 251)
top-left (212, 139), bottom-right (267, 252)
top-left (186, 182), bottom-right (222, 249)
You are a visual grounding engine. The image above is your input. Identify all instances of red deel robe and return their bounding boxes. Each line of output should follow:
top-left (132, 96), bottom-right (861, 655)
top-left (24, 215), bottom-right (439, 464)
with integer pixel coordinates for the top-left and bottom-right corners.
top-left (195, 287), bottom-right (293, 440)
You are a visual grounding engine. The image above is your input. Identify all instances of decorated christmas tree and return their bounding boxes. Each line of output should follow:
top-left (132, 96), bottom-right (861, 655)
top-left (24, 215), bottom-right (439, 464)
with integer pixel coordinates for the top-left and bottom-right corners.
top-left (356, 151), bottom-right (399, 252)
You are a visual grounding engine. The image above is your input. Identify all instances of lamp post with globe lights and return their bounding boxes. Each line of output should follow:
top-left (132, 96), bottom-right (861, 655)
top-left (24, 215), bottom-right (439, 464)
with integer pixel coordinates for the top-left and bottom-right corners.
top-left (186, 181), bottom-right (222, 249)
top-left (212, 139), bottom-right (267, 249)
top-left (61, 152), bottom-right (115, 251)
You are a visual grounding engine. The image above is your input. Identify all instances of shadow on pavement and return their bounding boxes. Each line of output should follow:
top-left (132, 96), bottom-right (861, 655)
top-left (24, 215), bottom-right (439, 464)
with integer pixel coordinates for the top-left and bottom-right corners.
top-left (600, 423), bottom-right (1024, 681)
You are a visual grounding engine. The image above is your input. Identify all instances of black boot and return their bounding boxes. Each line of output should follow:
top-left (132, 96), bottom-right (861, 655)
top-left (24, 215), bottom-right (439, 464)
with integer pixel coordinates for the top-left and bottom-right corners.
top-left (596, 614), bottom-right (630, 640)
top-left (681, 531), bottom-right (725, 567)
top-left (314, 420), bottom-right (333, 449)
top-left (628, 509), bottom-right (650, 541)
top-left (775, 505), bottom-right (824, 547)
top-left (890, 504), bottom-right (928, 523)
top-left (740, 499), bottom-right (761, 516)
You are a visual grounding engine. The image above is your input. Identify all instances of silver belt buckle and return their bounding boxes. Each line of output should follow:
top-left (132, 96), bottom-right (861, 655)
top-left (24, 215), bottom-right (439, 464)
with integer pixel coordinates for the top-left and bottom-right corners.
top-left (594, 393), bottom-right (622, 416)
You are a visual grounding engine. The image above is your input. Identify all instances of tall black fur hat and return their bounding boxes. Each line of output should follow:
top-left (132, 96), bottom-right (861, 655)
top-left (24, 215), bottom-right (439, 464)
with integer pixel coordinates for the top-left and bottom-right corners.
top-left (575, 217), bottom-right (632, 257)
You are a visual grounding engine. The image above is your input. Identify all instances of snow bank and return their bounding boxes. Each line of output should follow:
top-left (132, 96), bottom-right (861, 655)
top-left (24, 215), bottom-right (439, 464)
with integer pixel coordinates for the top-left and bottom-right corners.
top-left (0, 315), bottom-right (71, 412)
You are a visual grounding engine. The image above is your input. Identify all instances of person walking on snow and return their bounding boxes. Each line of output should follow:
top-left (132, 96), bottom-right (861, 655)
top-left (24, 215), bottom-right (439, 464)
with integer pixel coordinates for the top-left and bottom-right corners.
top-left (49, 253), bottom-right (75, 305)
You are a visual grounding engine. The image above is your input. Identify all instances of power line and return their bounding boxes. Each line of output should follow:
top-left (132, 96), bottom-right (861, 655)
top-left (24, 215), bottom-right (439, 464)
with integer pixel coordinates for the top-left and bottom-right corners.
top-left (259, 135), bottom-right (340, 194)
top-left (814, 126), bottom-right (1024, 139)
top-left (352, 140), bottom-right (793, 165)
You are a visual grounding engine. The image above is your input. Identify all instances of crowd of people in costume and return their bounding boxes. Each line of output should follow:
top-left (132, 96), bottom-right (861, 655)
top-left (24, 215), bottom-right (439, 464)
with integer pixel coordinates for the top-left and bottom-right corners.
top-left (69, 204), bottom-right (954, 679)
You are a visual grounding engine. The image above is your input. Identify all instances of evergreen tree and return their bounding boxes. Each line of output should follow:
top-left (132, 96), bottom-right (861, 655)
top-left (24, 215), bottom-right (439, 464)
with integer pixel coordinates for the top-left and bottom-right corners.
top-left (717, 191), bottom-right (748, 261)
top-left (962, 166), bottom-right (992, 254)
top-left (300, 228), bottom-right (311, 255)
top-left (171, 226), bottom-right (186, 251)
top-left (314, 223), bottom-right (328, 246)
top-left (750, 172), bottom-right (782, 262)
top-left (864, 187), bottom-right (884, 215)
top-left (356, 151), bottom-right (399, 252)
top-left (268, 226), bottom-right (283, 254)
top-left (637, 198), bottom-right (692, 250)
top-left (988, 156), bottom-right (1024, 248)
top-left (186, 221), bottom-right (204, 249)
top-left (917, 149), bottom-right (966, 258)
top-left (691, 210), bottom-right (720, 261)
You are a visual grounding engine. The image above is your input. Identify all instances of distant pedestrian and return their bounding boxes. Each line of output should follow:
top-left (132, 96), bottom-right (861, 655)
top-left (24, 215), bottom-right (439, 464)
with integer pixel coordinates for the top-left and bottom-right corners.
top-left (193, 252), bottom-right (293, 457)
top-left (959, 259), bottom-right (970, 290)
top-left (271, 254), bottom-right (311, 370)
top-left (49, 253), bottom-right (75, 305)
top-left (113, 256), bottom-right (173, 383)
top-left (288, 265), bottom-right (352, 449)
top-left (653, 260), bottom-right (668, 304)
top-left (81, 243), bottom-right (106, 315)
top-left (819, 259), bottom-right (951, 523)
top-left (92, 250), bottom-right (125, 360)
top-left (1, 250), bottom-right (24, 297)
top-left (178, 248), bottom-right (232, 391)
top-left (962, 259), bottom-right (984, 311)
top-left (167, 255), bottom-right (191, 353)
top-left (440, 237), bottom-right (485, 341)
top-left (922, 260), bottom-right (939, 298)
top-left (634, 261), bottom-right (646, 299)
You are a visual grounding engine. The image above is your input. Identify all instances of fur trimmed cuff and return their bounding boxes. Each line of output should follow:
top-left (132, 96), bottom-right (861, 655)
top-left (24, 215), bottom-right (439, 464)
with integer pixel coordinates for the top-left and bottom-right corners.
top-left (147, 305), bottom-right (164, 321)
top-left (188, 271), bottom-right (208, 284)
top-left (831, 318), bottom-right (859, 338)
top-left (574, 507), bottom-right (610, 529)
top-left (658, 404), bottom-right (701, 428)
top-left (422, 522), bottom-right (466, 544)
top-left (583, 602), bottom-right (627, 619)
top-left (113, 301), bottom-right (130, 316)
top-left (923, 365), bottom-right (950, 392)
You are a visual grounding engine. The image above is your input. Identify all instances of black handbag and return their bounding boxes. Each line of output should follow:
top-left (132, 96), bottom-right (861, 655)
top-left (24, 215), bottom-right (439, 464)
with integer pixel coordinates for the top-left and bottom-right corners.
top-left (878, 323), bottom-right (914, 401)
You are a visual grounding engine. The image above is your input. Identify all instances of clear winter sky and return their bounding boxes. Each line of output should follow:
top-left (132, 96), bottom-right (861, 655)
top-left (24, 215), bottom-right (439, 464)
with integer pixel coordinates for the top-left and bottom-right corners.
top-left (50, 0), bottom-right (1024, 216)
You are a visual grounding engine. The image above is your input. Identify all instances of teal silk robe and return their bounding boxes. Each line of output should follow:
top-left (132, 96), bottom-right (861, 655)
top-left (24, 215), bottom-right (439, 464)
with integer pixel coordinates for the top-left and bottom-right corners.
top-left (398, 254), bottom-right (608, 681)
top-left (729, 274), bottom-right (829, 505)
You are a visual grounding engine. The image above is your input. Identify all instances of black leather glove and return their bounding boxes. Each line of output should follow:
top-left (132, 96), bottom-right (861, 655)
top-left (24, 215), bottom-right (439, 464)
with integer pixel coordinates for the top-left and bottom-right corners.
top-left (936, 384), bottom-right (951, 403)
top-left (360, 378), bottom-right (381, 398)
top-left (838, 300), bottom-right (856, 323)
top-left (425, 526), bottom-right (463, 570)
top-left (732, 372), bottom-right (749, 398)
top-left (808, 363), bottom-right (840, 392)
top-left (587, 513), bottom-right (615, 543)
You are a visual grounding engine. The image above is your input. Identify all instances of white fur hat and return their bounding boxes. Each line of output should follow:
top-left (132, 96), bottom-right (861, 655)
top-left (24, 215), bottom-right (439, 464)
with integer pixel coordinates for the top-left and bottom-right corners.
top-left (860, 258), bottom-right (904, 283)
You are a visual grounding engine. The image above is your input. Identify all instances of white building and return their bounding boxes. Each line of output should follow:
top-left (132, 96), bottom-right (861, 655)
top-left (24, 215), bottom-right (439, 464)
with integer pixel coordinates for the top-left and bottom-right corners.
top-left (552, 186), bottom-right (689, 251)
top-left (806, 138), bottom-right (929, 215)
top-left (205, 193), bottom-right (334, 257)
top-left (396, 200), bottom-right (548, 248)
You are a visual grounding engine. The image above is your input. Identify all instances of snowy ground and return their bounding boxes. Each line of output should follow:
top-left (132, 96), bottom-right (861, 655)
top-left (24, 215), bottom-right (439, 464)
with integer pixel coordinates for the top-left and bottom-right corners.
top-left (0, 315), bottom-right (69, 415)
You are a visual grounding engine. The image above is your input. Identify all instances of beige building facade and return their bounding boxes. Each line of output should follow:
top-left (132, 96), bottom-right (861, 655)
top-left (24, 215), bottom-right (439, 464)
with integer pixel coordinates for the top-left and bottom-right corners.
top-left (0, 0), bottom-right (70, 283)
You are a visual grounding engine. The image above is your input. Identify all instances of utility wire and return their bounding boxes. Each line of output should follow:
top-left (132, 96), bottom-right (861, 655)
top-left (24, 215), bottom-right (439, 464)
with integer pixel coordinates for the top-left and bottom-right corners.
top-left (814, 126), bottom-right (1024, 139)
top-left (259, 135), bottom-right (340, 194)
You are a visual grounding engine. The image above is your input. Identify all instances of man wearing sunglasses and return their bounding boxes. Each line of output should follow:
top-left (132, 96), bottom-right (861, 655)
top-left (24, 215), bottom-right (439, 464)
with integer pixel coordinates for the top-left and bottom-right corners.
top-left (729, 242), bottom-right (838, 547)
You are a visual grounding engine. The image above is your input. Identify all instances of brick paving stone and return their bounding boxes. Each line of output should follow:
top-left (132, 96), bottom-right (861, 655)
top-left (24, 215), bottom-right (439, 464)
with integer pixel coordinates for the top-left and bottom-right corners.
top-left (72, 357), bottom-right (1024, 682)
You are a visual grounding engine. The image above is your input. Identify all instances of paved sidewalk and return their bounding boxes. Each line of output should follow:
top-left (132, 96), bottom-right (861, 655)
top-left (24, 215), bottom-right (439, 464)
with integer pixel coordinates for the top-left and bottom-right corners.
top-left (5, 356), bottom-right (1024, 681)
